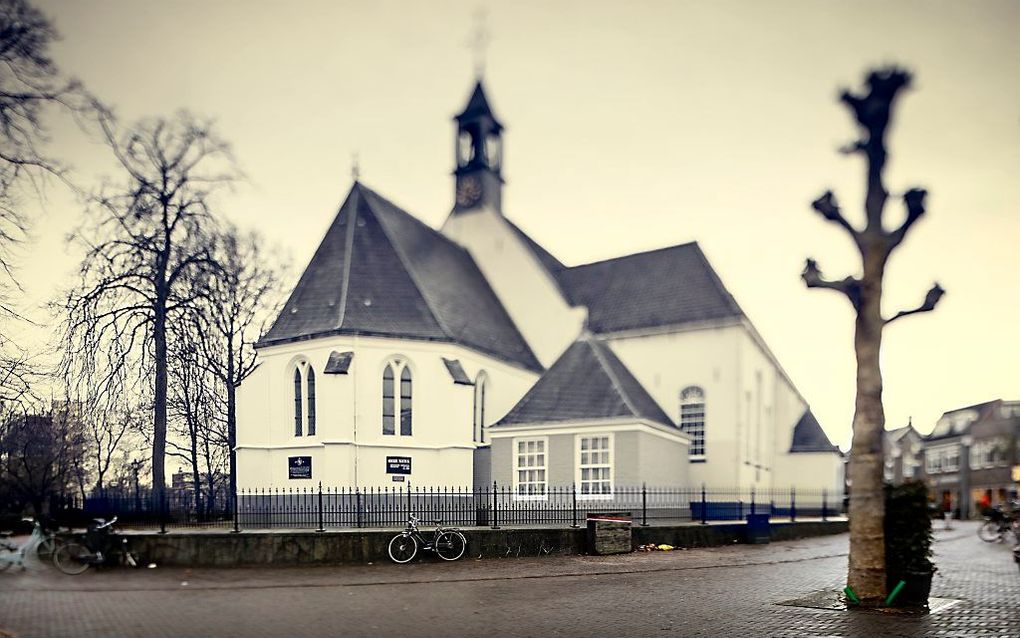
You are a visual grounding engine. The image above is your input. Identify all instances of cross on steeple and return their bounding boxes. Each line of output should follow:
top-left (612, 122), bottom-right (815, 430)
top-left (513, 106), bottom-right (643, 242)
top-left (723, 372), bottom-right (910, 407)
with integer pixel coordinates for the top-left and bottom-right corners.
top-left (467, 8), bottom-right (490, 78)
top-left (351, 152), bottom-right (360, 182)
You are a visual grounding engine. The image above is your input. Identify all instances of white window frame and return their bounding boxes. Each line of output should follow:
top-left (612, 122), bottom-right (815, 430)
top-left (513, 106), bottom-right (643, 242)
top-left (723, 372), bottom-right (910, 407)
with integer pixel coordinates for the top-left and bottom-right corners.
top-left (382, 357), bottom-right (413, 437)
top-left (575, 433), bottom-right (614, 500)
top-left (512, 436), bottom-right (548, 501)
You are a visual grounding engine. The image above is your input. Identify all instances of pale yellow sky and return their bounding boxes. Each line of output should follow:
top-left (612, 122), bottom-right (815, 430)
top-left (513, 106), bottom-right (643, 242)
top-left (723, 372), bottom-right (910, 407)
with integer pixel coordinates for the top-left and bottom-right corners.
top-left (17, 0), bottom-right (1020, 448)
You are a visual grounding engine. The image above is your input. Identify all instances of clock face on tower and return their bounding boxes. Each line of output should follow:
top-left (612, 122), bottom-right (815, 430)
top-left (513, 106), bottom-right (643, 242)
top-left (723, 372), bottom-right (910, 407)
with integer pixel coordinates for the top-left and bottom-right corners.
top-left (456, 175), bottom-right (483, 207)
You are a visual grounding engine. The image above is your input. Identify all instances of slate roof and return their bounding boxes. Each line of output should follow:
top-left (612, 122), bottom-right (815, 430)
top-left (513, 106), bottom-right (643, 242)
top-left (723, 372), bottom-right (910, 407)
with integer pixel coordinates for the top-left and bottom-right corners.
top-left (789, 409), bottom-right (840, 453)
top-left (494, 334), bottom-right (676, 428)
top-left (260, 183), bottom-right (541, 371)
top-left (455, 81), bottom-right (502, 129)
top-left (554, 243), bottom-right (744, 334)
top-left (505, 223), bottom-right (743, 335)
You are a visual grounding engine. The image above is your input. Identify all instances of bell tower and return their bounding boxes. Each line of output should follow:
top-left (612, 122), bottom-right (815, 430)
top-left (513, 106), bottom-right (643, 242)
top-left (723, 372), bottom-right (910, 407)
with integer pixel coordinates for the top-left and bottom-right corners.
top-left (452, 81), bottom-right (503, 214)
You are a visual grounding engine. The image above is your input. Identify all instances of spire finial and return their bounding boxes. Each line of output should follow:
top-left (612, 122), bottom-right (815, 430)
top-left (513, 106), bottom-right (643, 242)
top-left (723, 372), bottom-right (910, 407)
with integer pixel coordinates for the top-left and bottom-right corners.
top-left (467, 7), bottom-right (490, 78)
top-left (351, 152), bottom-right (360, 182)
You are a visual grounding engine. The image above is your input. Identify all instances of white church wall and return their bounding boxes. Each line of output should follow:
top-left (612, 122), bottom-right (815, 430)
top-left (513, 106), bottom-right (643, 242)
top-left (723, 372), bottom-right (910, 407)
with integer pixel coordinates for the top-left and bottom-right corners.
top-left (236, 334), bottom-right (538, 489)
top-left (604, 322), bottom-right (743, 489)
top-left (605, 320), bottom-right (837, 493)
top-left (442, 207), bottom-right (586, 368)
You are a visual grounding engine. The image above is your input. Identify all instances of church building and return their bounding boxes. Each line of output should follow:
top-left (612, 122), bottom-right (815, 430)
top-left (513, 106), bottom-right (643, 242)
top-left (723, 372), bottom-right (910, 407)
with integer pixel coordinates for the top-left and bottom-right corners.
top-left (235, 81), bottom-right (843, 498)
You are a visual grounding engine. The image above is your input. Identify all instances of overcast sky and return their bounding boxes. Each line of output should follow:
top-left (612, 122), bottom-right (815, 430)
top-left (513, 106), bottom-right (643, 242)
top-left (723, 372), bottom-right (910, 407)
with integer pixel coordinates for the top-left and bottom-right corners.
top-left (20, 0), bottom-right (1020, 448)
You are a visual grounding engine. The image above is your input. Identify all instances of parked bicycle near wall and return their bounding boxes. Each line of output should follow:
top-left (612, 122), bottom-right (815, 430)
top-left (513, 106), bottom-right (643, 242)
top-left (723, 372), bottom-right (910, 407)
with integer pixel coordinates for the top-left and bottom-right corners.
top-left (978, 505), bottom-right (1020, 543)
top-left (388, 514), bottom-right (467, 563)
top-left (0, 519), bottom-right (51, 572)
top-left (52, 516), bottom-right (138, 575)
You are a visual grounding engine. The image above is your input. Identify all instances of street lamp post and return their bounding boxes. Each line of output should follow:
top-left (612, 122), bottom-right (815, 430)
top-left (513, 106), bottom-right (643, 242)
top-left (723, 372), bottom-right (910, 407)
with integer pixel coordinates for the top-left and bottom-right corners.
top-left (961, 435), bottom-right (973, 520)
top-left (130, 459), bottom-right (143, 513)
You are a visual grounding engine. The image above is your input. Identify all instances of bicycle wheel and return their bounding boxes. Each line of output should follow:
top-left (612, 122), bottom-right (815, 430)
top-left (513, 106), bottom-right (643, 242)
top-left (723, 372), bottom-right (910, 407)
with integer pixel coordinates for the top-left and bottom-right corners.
top-left (435, 531), bottom-right (466, 561)
top-left (388, 533), bottom-right (418, 564)
top-left (53, 542), bottom-right (91, 575)
top-left (977, 520), bottom-right (1001, 542)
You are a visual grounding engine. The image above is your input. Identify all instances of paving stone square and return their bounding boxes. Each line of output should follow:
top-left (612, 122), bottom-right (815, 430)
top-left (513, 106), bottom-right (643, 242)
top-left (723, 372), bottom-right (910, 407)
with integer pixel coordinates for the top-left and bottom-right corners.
top-left (0, 521), bottom-right (1017, 637)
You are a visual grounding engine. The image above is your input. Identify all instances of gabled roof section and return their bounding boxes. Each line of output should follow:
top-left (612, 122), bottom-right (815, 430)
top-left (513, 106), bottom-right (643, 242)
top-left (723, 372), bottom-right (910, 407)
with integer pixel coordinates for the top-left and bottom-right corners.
top-left (789, 409), bottom-right (840, 454)
top-left (455, 81), bottom-right (502, 129)
top-left (260, 183), bottom-right (541, 371)
top-left (494, 334), bottom-right (675, 428)
top-left (554, 243), bottom-right (744, 334)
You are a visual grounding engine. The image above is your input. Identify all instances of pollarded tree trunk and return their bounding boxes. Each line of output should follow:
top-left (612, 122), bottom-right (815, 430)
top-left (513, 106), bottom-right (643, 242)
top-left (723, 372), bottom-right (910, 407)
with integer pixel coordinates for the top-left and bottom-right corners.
top-left (846, 245), bottom-right (888, 598)
top-left (802, 67), bottom-right (944, 604)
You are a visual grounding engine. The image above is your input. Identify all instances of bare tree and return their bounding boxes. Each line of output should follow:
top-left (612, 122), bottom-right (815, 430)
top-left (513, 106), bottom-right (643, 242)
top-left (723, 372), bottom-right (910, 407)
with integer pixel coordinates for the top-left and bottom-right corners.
top-left (197, 227), bottom-right (283, 503)
top-left (0, 400), bottom-right (84, 513)
top-left (0, 0), bottom-right (87, 414)
top-left (59, 110), bottom-right (237, 504)
top-left (801, 67), bottom-right (944, 603)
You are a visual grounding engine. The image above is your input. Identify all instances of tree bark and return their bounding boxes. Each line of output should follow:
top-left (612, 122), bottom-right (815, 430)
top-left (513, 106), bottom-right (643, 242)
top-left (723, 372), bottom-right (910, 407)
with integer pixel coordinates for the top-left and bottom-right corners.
top-left (227, 341), bottom-right (237, 509)
top-left (153, 300), bottom-right (168, 502)
top-left (847, 241), bottom-right (888, 601)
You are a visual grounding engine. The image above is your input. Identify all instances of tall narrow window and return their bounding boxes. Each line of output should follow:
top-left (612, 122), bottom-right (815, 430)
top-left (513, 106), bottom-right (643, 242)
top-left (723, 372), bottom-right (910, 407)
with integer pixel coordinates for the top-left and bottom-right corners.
top-left (473, 371), bottom-right (488, 443)
top-left (400, 366), bottom-right (413, 436)
top-left (306, 367), bottom-right (316, 436)
top-left (382, 365), bottom-right (395, 435)
top-left (293, 367), bottom-right (303, 436)
top-left (680, 386), bottom-right (705, 458)
top-left (577, 434), bottom-right (613, 497)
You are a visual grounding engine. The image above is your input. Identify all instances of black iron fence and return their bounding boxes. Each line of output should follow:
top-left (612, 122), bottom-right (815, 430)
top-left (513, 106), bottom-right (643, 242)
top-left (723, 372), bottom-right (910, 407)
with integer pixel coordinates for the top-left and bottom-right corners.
top-left (52, 484), bottom-right (844, 532)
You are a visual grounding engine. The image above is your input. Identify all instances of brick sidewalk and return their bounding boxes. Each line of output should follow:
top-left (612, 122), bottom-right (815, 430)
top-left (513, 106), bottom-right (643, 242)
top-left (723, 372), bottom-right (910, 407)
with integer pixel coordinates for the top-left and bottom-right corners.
top-left (0, 521), bottom-right (1016, 637)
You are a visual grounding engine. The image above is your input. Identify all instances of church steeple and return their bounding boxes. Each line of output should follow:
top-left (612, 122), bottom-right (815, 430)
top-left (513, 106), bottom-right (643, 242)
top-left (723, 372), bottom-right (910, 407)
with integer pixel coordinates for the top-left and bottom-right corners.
top-left (452, 81), bottom-right (503, 214)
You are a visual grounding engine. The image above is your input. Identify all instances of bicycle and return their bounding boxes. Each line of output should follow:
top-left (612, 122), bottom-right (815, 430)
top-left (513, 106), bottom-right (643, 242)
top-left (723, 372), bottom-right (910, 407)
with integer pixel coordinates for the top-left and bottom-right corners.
top-left (0, 519), bottom-right (49, 572)
top-left (52, 516), bottom-right (138, 575)
top-left (387, 514), bottom-right (467, 563)
top-left (977, 506), bottom-right (1020, 543)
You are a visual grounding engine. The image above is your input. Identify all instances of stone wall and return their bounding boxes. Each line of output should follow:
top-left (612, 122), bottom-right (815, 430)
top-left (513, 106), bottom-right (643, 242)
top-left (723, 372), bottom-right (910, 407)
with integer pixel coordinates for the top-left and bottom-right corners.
top-left (115, 519), bottom-right (847, 567)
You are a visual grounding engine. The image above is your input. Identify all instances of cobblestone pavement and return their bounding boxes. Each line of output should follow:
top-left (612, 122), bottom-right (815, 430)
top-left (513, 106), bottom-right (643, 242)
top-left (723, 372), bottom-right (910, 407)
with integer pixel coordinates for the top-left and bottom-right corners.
top-left (1, 521), bottom-right (1016, 637)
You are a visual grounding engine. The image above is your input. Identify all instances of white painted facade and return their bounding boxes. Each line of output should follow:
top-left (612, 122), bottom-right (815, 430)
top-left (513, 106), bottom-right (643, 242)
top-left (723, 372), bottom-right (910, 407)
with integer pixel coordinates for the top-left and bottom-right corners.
top-left (236, 334), bottom-right (537, 488)
top-left (597, 319), bottom-right (843, 494)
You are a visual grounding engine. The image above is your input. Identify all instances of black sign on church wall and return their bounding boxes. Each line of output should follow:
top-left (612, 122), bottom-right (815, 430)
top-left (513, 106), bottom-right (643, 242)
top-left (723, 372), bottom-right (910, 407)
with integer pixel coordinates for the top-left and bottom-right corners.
top-left (288, 456), bottom-right (312, 479)
top-left (386, 456), bottom-right (412, 475)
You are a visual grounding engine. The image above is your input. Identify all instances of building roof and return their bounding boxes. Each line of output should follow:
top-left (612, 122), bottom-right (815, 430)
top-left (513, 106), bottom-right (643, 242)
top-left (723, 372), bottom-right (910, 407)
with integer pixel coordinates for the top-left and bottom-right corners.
top-left (260, 183), bottom-right (541, 371)
top-left (789, 409), bottom-right (840, 453)
top-left (494, 333), bottom-right (676, 428)
top-left (505, 223), bottom-right (744, 335)
top-left (553, 243), bottom-right (745, 334)
top-left (926, 400), bottom-right (1000, 441)
top-left (455, 81), bottom-right (502, 129)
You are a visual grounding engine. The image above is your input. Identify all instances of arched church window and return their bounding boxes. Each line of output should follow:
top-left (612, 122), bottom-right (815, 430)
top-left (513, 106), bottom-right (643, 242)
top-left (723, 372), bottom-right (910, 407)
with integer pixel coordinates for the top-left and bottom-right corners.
top-left (306, 367), bottom-right (316, 436)
top-left (292, 361), bottom-right (316, 437)
top-left (382, 365), bottom-right (395, 435)
top-left (680, 386), bottom-right (705, 458)
top-left (293, 367), bottom-right (303, 437)
top-left (400, 366), bottom-right (413, 436)
top-left (473, 371), bottom-right (489, 443)
top-left (383, 358), bottom-right (413, 436)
